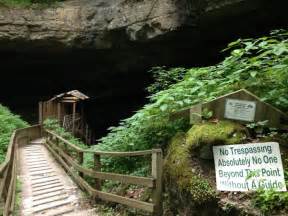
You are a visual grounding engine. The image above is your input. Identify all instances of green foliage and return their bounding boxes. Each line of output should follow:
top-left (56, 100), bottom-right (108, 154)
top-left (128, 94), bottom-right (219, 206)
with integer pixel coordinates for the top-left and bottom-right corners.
top-left (251, 147), bottom-right (288, 215)
top-left (43, 118), bottom-right (87, 149)
top-left (0, 104), bottom-right (28, 163)
top-left (252, 188), bottom-right (288, 215)
top-left (93, 29), bottom-right (288, 176)
top-left (146, 66), bottom-right (187, 94)
top-left (0, 0), bottom-right (61, 8)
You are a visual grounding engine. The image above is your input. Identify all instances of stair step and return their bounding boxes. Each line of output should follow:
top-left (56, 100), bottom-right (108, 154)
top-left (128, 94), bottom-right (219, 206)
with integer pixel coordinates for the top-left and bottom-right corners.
top-left (32, 174), bottom-right (57, 181)
top-left (33, 199), bottom-right (71, 214)
top-left (29, 167), bottom-right (53, 172)
top-left (33, 191), bottom-right (65, 202)
top-left (30, 170), bottom-right (54, 176)
top-left (45, 206), bottom-right (74, 216)
top-left (28, 165), bottom-right (50, 169)
top-left (33, 183), bottom-right (63, 192)
top-left (33, 186), bottom-right (64, 196)
top-left (32, 180), bottom-right (61, 188)
top-left (33, 195), bottom-right (69, 207)
top-left (32, 177), bottom-right (60, 185)
top-left (27, 159), bottom-right (47, 163)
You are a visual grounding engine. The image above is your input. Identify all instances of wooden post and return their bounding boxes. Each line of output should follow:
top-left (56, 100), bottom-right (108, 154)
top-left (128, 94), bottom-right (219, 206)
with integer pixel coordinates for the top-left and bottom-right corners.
top-left (38, 102), bottom-right (43, 124)
top-left (85, 125), bottom-right (89, 144)
top-left (78, 152), bottom-right (84, 178)
top-left (94, 154), bottom-right (101, 190)
top-left (55, 138), bottom-right (59, 153)
top-left (57, 102), bottom-right (61, 123)
top-left (151, 149), bottom-right (163, 216)
top-left (72, 102), bottom-right (76, 134)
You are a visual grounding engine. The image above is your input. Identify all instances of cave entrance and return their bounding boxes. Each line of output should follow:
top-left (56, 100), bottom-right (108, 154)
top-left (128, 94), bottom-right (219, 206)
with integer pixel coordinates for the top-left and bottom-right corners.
top-left (0, 49), bottom-right (153, 142)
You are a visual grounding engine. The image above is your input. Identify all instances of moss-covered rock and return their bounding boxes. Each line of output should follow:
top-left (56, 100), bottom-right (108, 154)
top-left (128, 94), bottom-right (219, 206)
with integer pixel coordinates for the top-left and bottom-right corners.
top-left (165, 132), bottom-right (216, 204)
top-left (187, 121), bottom-right (248, 159)
top-left (164, 121), bottom-right (248, 215)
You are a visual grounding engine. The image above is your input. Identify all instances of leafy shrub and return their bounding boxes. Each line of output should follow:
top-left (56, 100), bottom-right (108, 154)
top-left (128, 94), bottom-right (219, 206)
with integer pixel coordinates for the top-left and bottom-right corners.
top-left (253, 188), bottom-right (288, 215)
top-left (43, 118), bottom-right (87, 149)
top-left (147, 66), bottom-right (187, 94)
top-left (0, 104), bottom-right (28, 163)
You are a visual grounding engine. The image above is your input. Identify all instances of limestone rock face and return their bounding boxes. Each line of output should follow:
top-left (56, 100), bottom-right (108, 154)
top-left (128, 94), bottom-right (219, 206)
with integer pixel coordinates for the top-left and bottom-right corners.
top-left (0, 0), bottom-right (254, 50)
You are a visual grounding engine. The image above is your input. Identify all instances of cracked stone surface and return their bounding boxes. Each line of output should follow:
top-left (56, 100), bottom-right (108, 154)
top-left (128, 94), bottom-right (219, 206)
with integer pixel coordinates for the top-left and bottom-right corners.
top-left (0, 0), bottom-right (251, 50)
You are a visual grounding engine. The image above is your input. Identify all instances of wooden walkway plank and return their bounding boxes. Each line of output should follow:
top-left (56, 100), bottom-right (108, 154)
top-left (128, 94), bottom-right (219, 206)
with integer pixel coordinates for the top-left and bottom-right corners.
top-left (19, 140), bottom-right (98, 216)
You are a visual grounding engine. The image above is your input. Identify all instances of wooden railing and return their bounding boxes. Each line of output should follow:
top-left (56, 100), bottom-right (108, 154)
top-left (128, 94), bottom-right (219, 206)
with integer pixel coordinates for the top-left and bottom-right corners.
top-left (0, 125), bottom-right (42, 216)
top-left (44, 129), bottom-right (163, 215)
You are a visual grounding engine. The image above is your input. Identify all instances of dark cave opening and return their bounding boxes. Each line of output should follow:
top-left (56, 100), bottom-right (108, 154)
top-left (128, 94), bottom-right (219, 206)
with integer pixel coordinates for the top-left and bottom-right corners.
top-left (0, 0), bottom-right (287, 141)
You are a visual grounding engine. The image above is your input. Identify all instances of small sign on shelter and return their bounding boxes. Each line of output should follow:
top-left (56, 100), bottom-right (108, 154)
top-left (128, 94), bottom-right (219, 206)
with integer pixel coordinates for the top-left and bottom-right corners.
top-left (172, 89), bottom-right (288, 129)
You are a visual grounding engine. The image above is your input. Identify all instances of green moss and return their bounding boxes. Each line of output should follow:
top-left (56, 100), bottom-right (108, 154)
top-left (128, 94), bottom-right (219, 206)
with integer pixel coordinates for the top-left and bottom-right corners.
top-left (164, 132), bottom-right (216, 204)
top-left (164, 121), bottom-right (248, 204)
top-left (187, 121), bottom-right (247, 159)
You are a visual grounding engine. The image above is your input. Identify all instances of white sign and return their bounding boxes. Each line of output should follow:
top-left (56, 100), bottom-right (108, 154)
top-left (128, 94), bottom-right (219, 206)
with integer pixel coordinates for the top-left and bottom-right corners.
top-left (213, 142), bottom-right (287, 191)
top-left (224, 99), bottom-right (256, 122)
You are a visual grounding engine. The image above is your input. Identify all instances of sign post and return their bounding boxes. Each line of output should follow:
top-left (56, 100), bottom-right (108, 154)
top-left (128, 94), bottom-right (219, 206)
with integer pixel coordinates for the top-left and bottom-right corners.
top-left (213, 142), bottom-right (287, 191)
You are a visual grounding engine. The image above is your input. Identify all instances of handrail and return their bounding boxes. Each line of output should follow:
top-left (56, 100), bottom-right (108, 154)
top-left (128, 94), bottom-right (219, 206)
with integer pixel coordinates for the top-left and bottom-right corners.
top-left (44, 129), bottom-right (163, 215)
top-left (46, 130), bottom-right (155, 156)
top-left (0, 125), bottom-right (42, 216)
top-left (0, 131), bottom-right (16, 176)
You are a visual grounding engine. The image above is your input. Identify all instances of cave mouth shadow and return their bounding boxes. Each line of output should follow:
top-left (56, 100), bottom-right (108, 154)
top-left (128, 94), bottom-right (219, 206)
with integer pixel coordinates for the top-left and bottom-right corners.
top-left (0, 50), bottom-right (152, 141)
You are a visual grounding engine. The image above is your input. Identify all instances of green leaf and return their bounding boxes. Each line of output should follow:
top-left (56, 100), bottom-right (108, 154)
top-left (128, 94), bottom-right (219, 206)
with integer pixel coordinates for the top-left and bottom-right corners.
top-left (250, 71), bottom-right (257, 77)
top-left (160, 104), bottom-right (168, 111)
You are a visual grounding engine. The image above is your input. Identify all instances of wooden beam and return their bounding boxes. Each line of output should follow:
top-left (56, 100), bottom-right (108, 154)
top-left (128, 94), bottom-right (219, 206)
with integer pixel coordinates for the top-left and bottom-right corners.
top-left (57, 102), bottom-right (61, 123)
top-left (61, 100), bottom-right (78, 103)
top-left (62, 97), bottom-right (79, 100)
top-left (151, 149), bottom-right (163, 216)
top-left (72, 102), bottom-right (76, 134)
top-left (78, 152), bottom-right (84, 178)
top-left (38, 102), bottom-right (43, 124)
top-left (94, 155), bottom-right (101, 190)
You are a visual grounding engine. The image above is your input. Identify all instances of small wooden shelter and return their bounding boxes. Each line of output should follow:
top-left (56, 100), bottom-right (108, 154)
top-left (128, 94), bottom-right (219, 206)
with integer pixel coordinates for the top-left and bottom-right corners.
top-left (39, 90), bottom-right (93, 143)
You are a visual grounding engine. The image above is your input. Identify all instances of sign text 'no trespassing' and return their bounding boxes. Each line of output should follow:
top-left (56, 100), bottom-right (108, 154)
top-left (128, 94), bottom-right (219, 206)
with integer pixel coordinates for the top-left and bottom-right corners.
top-left (213, 142), bottom-right (286, 191)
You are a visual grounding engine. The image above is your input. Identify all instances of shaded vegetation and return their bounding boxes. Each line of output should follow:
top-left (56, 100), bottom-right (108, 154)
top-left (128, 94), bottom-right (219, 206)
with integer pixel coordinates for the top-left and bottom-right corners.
top-left (0, 0), bottom-right (61, 8)
top-left (0, 104), bottom-right (28, 163)
top-left (92, 29), bottom-right (288, 215)
top-left (43, 118), bottom-right (87, 149)
top-left (92, 29), bottom-right (288, 173)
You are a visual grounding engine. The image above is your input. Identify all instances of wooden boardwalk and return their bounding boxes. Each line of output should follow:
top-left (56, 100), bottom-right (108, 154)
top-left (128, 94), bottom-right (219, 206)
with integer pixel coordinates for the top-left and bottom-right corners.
top-left (0, 125), bottom-right (162, 215)
top-left (18, 139), bottom-right (97, 216)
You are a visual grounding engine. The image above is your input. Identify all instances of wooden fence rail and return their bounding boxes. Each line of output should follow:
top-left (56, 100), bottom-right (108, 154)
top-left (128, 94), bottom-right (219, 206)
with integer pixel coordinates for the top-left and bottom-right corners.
top-left (44, 129), bottom-right (163, 215)
top-left (0, 125), bottom-right (42, 216)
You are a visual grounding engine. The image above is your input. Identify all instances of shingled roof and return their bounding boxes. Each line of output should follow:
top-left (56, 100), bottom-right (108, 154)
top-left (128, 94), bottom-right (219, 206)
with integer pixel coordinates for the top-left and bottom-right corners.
top-left (49, 90), bottom-right (89, 102)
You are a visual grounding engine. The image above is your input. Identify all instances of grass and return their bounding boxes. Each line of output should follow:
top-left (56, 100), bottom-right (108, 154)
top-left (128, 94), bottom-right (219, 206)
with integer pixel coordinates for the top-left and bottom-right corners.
top-left (0, 0), bottom-right (62, 8)
top-left (0, 104), bottom-right (28, 163)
